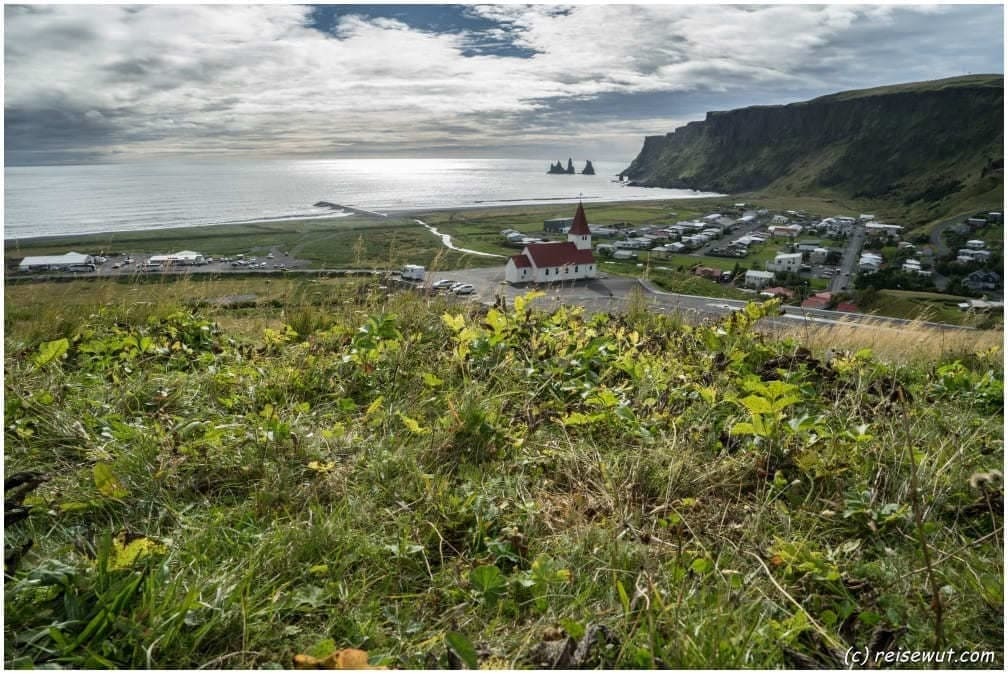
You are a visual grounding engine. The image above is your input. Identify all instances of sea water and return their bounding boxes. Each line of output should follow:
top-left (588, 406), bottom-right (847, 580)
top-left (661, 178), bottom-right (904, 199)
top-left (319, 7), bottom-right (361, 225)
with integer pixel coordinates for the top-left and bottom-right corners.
top-left (4, 158), bottom-right (715, 239)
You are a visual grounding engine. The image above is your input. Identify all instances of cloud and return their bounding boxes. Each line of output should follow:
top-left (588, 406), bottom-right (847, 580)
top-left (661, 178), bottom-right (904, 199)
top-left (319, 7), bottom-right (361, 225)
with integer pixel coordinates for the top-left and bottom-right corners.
top-left (4, 3), bottom-right (1003, 164)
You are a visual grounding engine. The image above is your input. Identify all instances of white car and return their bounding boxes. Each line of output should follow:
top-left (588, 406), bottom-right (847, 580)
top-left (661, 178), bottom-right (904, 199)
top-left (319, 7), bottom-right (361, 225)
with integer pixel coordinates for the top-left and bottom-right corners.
top-left (452, 283), bottom-right (475, 295)
top-left (431, 279), bottom-right (456, 290)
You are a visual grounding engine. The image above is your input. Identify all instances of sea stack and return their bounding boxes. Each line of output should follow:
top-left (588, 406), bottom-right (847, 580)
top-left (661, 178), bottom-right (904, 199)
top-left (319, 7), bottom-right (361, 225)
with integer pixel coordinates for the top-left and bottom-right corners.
top-left (582, 160), bottom-right (595, 175)
top-left (547, 160), bottom-right (567, 174)
top-left (566, 158), bottom-right (576, 174)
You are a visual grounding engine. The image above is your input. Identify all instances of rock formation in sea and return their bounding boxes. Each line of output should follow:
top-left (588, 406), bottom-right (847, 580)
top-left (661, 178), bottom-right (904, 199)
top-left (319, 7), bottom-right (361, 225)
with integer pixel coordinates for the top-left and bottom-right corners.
top-left (566, 158), bottom-right (576, 174)
top-left (582, 160), bottom-right (595, 175)
top-left (547, 160), bottom-right (567, 174)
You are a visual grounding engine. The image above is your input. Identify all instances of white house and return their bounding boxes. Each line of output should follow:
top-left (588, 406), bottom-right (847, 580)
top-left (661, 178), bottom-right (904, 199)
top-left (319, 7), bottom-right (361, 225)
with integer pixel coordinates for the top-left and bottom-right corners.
top-left (864, 222), bottom-right (904, 242)
top-left (809, 247), bottom-right (830, 265)
top-left (901, 259), bottom-right (931, 276)
top-left (506, 202), bottom-right (597, 284)
top-left (859, 252), bottom-right (883, 273)
top-left (956, 249), bottom-right (992, 264)
top-left (771, 215), bottom-right (790, 225)
top-left (766, 252), bottom-right (803, 273)
top-left (745, 270), bottom-right (775, 289)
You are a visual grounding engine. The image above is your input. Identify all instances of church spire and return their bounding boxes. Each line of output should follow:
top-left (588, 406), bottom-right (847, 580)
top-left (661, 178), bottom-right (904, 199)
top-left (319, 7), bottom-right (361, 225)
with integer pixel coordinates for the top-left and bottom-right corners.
top-left (567, 200), bottom-right (592, 250)
top-left (568, 200), bottom-right (590, 236)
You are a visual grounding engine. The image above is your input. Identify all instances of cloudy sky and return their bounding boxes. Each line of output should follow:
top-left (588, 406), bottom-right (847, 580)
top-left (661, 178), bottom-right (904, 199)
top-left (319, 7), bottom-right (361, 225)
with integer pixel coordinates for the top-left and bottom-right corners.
top-left (4, 2), bottom-right (1004, 165)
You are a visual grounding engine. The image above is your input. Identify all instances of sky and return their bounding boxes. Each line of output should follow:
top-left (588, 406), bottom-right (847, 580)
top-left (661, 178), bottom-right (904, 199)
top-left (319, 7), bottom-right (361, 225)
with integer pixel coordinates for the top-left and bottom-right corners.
top-left (4, 2), bottom-right (1004, 166)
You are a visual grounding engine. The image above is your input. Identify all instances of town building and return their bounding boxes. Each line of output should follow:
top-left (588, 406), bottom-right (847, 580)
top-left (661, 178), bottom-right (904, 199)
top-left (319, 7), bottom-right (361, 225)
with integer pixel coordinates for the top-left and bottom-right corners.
top-left (744, 270), bottom-right (775, 289)
top-left (148, 251), bottom-right (207, 266)
top-left (766, 252), bottom-right (803, 273)
top-left (801, 292), bottom-right (833, 310)
top-left (506, 202), bottom-right (597, 284)
top-left (18, 251), bottom-right (97, 272)
top-left (901, 259), bottom-right (932, 276)
top-left (859, 252), bottom-right (883, 273)
top-left (864, 222), bottom-right (904, 243)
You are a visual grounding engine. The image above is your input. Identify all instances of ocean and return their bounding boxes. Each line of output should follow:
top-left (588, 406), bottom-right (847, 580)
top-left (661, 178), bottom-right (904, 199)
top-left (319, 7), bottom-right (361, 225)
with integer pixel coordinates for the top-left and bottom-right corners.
top-left (3, 158), bottom-right (716, 240)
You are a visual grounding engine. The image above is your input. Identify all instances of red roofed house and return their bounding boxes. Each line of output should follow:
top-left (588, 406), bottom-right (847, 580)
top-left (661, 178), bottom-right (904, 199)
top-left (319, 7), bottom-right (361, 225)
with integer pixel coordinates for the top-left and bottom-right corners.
top-left (801, 292), bottom-right (833, 310)
top-left (505, 202), bottom-right (597, 284)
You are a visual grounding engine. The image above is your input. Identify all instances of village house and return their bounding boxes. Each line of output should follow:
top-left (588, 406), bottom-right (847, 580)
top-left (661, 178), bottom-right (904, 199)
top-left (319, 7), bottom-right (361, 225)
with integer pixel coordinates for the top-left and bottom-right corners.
top-left (824, 216), bottom-right (857, 238)
top-left (506, 202), bottom-right (597, 284)
top-left (801, 292), bottom-right (833, 310)
top-left (744, 270), bottom-right (775, 289)
top-left (864, 222), bottom-right (904, 243)
top-left (766, 252), bottom-right (803, 273)
top-left (956, 248), bottom-right (993, 264)
top-left (901, 259), bottom-right (932, 276)
top-left (859, 252), bottom-right (883, 273)
top-left (962, 270), bottom-right (1001, 292)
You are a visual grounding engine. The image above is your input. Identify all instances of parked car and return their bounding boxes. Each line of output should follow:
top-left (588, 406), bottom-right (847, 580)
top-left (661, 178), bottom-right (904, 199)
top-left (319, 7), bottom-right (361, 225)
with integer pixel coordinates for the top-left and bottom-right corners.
top-left (452, 284), bottom-right (475, 295)
top-left (431, 279), bottom-right (456, 290)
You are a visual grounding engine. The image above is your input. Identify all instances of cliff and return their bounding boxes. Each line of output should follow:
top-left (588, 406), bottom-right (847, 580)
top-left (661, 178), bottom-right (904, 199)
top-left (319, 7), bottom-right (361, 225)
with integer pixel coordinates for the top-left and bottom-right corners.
top-left (622, 75), bottom-right (1003, 213)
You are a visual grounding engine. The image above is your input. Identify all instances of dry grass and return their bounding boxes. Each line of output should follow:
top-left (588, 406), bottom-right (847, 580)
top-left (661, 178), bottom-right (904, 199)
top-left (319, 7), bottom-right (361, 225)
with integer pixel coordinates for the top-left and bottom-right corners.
top-left (765, 316), bottom-right (1003, 363)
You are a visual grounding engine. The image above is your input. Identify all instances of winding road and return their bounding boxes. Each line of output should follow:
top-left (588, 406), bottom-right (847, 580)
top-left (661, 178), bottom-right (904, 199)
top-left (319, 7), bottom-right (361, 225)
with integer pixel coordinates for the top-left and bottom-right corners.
top-left (414, 219), bottom-right (506, 258)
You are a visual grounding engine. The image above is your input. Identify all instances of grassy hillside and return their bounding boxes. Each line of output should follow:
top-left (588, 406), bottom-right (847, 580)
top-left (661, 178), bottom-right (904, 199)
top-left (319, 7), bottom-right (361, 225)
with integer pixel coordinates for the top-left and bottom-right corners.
top-left (623, 75), bottom-right (1004, 228)
top-left (4, 278), bottom-right (1003, 668)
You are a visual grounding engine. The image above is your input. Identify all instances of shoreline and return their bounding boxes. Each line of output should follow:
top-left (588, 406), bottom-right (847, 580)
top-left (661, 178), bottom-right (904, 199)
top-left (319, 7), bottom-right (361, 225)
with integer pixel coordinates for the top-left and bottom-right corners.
top-left (4, 194), bottom-right (727, 246)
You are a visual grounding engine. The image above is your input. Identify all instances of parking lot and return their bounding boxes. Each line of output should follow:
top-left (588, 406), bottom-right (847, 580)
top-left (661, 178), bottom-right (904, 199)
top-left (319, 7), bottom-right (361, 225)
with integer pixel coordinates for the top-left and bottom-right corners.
top-left (90, 247), bottom-right (311, 276)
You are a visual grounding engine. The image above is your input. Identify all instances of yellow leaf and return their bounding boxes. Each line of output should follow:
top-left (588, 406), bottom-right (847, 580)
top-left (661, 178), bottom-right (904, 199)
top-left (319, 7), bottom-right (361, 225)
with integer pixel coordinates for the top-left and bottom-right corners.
top-left (293, 648), bottom-right (387, 669)
top-left (441, 313), bottom-right (466, 333)
top-left (308, 460), bottom-right (336, 473)
top-left (109, 534), bottom-right (166, 570)
top-left (94, 463), bottom-right (128, 499)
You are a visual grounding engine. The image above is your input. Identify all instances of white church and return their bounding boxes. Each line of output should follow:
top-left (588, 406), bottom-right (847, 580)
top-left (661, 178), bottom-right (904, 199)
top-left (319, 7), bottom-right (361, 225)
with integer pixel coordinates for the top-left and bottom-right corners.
top-left (505, 202), bottom-right (597, 284)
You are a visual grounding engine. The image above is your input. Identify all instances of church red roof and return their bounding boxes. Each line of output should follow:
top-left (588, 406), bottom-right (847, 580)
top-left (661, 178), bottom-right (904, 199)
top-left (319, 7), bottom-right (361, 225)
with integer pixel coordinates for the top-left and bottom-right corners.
top-left (568, 202), bottom-right (591, 236)
top-left (509, 254), bottom-right (532, 268)
top-left (524, 241), bottom-right (594, 267)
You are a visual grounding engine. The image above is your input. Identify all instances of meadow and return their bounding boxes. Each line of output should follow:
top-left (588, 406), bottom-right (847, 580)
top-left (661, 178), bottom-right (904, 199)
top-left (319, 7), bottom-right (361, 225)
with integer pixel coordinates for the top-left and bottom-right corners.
top-left (4, 274), bottom-right (1003, 668)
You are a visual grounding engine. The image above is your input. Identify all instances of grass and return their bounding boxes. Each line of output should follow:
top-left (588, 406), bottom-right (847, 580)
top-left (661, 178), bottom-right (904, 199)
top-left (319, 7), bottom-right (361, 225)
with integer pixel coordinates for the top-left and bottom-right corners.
top-left (4, 277), bottom-right (1003, 669)
top-left (857, 289), bottom-right (1002, 328)
top-left (4, 215), bottom-right (502, 272)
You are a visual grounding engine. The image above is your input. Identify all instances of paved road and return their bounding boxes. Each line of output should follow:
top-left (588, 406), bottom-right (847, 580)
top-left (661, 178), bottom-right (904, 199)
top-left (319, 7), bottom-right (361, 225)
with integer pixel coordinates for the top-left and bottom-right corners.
top-left (829, 223), bottom-right (865, 293)
top-left (432, 266), bottom-right (974, 332)
top-left (8, 260), bottom-right (975, 332)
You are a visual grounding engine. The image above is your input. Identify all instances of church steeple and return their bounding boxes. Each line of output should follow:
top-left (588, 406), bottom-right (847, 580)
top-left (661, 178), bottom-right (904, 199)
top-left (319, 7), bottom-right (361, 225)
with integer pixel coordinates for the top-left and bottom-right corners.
top-left (567, 200), bottom-right (592, 250)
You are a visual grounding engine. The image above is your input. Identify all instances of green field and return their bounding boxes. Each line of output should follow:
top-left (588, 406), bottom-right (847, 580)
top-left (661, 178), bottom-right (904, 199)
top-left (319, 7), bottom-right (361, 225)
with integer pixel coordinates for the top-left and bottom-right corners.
top-left (4, 216), bottom-right (502, 272)
top-left (4, 277), bottom-right (1003, 668)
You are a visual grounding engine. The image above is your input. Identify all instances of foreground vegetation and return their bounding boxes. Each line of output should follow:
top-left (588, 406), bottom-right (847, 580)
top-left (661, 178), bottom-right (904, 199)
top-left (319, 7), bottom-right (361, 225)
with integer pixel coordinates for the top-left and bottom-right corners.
top-left (4, 275), bottom-right (1002, 668)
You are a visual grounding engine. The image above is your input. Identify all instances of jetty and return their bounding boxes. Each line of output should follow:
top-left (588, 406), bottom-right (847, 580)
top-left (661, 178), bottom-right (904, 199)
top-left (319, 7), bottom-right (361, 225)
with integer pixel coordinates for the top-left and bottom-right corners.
top-left (314, 201), bottom-right (388, 218)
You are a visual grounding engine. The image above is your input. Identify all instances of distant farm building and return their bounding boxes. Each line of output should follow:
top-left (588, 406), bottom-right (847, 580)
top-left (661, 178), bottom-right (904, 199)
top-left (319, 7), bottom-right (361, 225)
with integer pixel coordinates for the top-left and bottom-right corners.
top-left (18, 251), bottom-right (96, 272)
